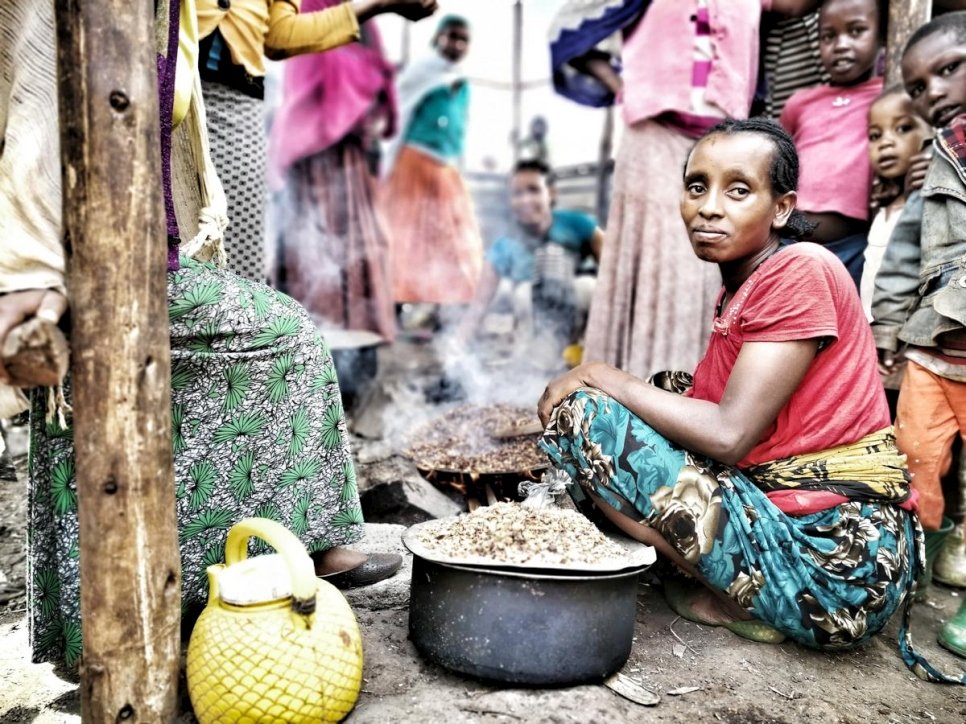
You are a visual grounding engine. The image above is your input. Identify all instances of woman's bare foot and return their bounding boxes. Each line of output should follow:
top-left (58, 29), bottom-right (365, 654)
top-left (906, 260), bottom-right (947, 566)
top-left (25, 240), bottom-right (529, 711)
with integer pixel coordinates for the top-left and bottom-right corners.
top-left (587, 489), bottom-right (785, 643)
top-left (685, 584), bottom-right (752, 624)
top-left (662, 576), bottom-right (785, 643)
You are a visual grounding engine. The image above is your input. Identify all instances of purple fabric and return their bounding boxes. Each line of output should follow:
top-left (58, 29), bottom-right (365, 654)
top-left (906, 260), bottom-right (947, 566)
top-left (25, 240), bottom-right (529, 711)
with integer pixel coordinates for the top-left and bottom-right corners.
top-left (159, 0), bottom-right (181, 272)
top-left (266, 0), bottom-right (396, 190)
top-left (168, 244), bottom-right (180, 271)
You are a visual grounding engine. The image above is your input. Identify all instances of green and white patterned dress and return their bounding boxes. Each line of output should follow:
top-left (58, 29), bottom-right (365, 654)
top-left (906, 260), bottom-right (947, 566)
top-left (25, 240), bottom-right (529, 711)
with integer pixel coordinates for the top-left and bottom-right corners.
top-left (27, 257), bottom-right (364, 666)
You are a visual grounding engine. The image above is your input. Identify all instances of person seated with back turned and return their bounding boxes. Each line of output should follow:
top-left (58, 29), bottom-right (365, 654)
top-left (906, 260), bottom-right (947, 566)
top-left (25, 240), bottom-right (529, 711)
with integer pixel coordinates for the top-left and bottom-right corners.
top-left (535, 118), bottom-right (958, 682)
top-left (457, 159), bottom-right (603, 367)
top-left (0, 0), bottom-right (410, 669)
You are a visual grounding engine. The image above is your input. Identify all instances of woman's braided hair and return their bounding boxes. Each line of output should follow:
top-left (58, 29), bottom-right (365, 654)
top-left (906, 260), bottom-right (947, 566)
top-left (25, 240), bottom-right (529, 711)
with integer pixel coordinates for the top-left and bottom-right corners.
top-left (692, 118), bottom-right (816, 240)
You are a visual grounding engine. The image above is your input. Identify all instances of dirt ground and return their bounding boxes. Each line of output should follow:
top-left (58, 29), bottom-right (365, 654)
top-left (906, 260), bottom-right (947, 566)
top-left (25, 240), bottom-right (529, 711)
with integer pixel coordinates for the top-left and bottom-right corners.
top-left (2, 338), bottom-right (966, 723)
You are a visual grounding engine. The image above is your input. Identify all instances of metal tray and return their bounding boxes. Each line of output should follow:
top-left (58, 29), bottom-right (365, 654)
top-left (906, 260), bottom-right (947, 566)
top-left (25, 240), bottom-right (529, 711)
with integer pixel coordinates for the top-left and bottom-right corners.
top-left (402, 517), bottom-right (656, 575)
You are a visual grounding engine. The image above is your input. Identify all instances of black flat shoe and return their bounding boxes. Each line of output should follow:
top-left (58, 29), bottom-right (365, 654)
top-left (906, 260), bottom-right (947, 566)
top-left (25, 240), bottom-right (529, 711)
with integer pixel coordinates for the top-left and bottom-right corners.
top-left (320, 552), bottom-right (403, 589)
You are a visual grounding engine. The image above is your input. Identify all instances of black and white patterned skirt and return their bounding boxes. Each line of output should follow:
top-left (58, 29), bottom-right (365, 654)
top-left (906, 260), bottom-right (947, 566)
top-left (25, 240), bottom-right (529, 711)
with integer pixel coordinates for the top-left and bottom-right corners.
top-left (201, 79), bottom-right (268, 282)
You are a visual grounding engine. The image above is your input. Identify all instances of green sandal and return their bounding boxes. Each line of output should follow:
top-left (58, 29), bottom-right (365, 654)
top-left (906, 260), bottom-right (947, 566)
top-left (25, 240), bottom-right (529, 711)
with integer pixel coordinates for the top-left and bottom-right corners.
top-left (662, 577), bottom-right (786, 644)
top-left (723, 620), bottom-right (787, 645)
top-left (938, 599), bottom-right (966, 659)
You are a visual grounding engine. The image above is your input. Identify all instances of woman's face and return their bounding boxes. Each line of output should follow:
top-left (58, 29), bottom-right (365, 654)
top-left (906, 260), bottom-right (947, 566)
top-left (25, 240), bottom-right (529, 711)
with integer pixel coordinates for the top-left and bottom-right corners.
top-left (680, 133), bottom-right (793, 266)
top-left (867, 93), bottom-right (930, 179)
top-left (902, 30), bottom-right (966, 128)
top-left (435, 24), bottom-right (470, 63)
top-left (818, 0), bottom-right (881, 86)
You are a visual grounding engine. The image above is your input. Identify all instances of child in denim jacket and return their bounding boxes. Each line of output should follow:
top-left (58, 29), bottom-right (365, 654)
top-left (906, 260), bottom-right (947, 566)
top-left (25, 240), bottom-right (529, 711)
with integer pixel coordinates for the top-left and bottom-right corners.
top-left (870, 11), bottom-right (966, 665)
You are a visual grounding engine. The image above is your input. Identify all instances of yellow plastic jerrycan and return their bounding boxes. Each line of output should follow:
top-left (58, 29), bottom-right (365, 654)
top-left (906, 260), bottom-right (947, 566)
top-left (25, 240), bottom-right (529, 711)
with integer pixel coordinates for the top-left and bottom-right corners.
top-left (186, 518), bottom-right (363, 723)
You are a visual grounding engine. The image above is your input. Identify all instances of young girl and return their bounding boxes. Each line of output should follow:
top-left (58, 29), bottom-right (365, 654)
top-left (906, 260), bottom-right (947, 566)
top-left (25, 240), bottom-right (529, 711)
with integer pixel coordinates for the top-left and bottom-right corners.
top-left (861, 87), bottom-right (931, 318)
top-left (382, 16), bottom-right (483, 311)
top-left (538, 118), bottom-right (933, 677)
top-left (780, 0), bottom-right (885, 287)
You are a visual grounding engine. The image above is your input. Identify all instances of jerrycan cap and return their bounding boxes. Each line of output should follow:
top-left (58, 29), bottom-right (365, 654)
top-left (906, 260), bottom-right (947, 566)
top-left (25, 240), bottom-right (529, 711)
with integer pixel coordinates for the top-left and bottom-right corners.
top-left (216, 554), bottom-right (294, 606)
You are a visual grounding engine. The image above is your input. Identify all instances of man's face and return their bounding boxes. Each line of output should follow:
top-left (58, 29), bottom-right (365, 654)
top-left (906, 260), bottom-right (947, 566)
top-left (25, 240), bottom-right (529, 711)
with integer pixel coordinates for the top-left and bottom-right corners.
top-left (510, 170), bottom-right (554, 234)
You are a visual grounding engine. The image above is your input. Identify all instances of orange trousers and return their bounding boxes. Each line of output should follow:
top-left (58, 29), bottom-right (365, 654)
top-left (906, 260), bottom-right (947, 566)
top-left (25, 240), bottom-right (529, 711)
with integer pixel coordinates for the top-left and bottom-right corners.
top-left (895, 360), bottom-right (966, 530)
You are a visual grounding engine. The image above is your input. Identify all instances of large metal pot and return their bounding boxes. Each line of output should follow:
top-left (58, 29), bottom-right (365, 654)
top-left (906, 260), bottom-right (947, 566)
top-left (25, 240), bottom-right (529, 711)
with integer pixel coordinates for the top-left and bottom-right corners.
top-left (407, 554), bottom-right (642, 686)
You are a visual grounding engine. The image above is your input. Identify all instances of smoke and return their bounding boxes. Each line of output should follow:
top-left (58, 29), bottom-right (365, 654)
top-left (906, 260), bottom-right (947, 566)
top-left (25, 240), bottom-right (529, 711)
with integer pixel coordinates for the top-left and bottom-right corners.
top-left (369, 335), bottom-right (560, 459)
top-left (262, 68), bottom-right (589, 452)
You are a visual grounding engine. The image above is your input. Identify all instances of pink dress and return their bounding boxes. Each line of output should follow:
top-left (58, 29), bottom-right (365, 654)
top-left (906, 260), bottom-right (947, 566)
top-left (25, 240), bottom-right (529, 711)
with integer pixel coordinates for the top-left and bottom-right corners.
top-left (584, 0), bottom-right (770, 377)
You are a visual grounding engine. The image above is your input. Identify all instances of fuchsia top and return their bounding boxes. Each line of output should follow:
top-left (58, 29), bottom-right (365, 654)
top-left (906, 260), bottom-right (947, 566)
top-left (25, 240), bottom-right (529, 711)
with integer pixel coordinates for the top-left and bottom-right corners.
top-left (780, 76), bottom-right (883, 221)
top-left (621, 0), bottom-right (773, 127)
top-left (267, 0), bottom-right (396, 190)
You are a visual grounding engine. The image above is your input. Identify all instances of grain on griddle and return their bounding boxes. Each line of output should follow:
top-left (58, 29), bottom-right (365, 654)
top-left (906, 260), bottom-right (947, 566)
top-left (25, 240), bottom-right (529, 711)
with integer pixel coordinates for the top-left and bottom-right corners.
top-left (415, 502), bottom-right (628, 567)
top-left (406, 404), bottom-right (546, 473)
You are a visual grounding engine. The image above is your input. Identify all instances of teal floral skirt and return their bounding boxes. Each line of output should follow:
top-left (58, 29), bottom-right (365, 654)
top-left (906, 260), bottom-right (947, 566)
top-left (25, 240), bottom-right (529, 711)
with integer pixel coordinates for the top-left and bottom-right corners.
top-left (539, 389), bottom-right (923, 654)
top-left (27, 257), bottom-right (363, 666)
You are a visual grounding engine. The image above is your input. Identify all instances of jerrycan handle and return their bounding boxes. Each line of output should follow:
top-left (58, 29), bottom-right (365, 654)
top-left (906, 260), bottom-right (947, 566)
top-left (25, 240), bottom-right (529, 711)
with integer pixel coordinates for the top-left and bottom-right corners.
top-left (224, 517), bottom-right (318, 615)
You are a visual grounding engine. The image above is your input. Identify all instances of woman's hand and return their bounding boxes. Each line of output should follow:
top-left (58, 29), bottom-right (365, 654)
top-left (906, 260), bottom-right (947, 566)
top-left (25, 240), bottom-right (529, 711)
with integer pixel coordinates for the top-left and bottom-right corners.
top-left (538, 361), bottom-right (614, 425)
top-left (382, 0), bottom-right (438, 21)
top-left (0, 289), bottom-right (68, 385)
top-left (353, 0), bottom-right (437, 24)
top-left (569, 54), bottom-right (622, 99)
top-left (544, 341), bottom-right (818, 466)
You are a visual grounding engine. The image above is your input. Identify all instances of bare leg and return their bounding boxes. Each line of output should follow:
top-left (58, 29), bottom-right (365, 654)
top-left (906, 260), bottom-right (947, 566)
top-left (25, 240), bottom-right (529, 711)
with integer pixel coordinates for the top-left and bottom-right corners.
top-left (588, 490), bottom-right (752, 623)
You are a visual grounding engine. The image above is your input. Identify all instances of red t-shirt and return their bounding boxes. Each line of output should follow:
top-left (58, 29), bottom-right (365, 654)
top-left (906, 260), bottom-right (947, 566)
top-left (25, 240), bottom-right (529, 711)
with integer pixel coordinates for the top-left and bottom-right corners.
top-left (689, 243), bottom-right (890, 467)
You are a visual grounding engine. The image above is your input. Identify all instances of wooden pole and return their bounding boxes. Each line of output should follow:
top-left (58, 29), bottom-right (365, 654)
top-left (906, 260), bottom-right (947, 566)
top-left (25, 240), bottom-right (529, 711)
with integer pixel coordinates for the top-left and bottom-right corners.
top-left (54, 1), bottom-right (181, 720)
top-left (596, 107), bottom-right (614, 224)
top-left (885, 0), bottom-right (931, 84)
top-left (512, 0), bottom-right (523, 162)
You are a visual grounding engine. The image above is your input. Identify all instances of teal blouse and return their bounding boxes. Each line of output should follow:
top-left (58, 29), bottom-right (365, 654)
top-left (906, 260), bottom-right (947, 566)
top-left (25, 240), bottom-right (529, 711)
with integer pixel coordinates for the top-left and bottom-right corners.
top-left (404, 81), bottom-right (470, 162)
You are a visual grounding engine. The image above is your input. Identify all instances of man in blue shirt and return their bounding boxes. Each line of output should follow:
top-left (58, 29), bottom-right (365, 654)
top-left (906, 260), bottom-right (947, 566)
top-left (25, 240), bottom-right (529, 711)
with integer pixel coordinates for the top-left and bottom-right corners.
top-left (457, 160), bottom-right (603, 363)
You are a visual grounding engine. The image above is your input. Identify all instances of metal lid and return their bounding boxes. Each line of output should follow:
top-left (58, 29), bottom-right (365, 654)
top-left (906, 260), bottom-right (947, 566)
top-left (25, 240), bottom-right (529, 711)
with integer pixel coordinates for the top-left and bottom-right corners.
top-left (215, 554), bottom-right (294, 606)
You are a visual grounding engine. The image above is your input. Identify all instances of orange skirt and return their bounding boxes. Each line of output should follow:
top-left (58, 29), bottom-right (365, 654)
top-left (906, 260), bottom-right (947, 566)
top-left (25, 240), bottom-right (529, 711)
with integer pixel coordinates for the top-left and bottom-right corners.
top-left (382, 146), bottom-right (483, 304)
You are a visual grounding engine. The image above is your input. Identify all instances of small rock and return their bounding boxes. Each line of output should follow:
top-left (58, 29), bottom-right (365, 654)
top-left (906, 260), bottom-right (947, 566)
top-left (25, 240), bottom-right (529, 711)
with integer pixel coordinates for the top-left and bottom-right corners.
top-left (361, 477), bottom-right (462, 527)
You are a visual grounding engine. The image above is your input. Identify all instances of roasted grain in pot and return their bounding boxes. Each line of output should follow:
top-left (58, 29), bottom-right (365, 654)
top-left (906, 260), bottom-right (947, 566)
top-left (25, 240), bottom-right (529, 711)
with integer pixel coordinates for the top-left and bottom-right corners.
top-left (415, 502), bottom-right (629, 567)
top-left (405, 404), bottom-right (546, 473)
